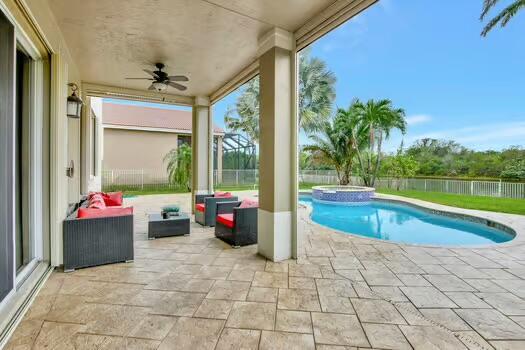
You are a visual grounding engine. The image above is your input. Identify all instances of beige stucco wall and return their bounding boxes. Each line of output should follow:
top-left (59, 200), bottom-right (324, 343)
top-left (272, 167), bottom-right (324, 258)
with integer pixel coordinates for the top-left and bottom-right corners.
top-left (103, 128), bottom-right (180, 170)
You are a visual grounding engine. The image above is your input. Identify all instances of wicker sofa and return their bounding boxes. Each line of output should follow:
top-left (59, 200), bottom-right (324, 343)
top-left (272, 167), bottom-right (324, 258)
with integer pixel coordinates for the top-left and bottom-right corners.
top-left (62, 193), bottom-right (134, 272)
top-left (214, 200), bottom-right (258, 247)
top-left (195, 193), bottom-right (239, 226)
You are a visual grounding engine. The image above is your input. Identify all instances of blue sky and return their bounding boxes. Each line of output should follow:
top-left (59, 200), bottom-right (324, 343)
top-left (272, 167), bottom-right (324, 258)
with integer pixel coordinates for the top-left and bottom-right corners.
top-left (214, 0), bottom-right (525, 152)
top-left (109, 0), bottom-right (525, 153)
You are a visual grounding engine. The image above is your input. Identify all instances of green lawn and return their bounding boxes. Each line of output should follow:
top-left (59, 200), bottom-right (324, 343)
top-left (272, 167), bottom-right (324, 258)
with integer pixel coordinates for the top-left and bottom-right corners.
top-left (377, 189), bottom-right (525, 215)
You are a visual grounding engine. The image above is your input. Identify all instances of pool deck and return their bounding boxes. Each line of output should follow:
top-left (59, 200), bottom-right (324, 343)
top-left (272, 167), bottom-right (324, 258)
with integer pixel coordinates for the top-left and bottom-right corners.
top-left (5, 191), bottom-right (525, 349)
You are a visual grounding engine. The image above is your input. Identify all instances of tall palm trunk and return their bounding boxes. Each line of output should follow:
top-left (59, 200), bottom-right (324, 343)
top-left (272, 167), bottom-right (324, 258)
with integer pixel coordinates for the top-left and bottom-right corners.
top-left (371, 131), bottom-right (384, 186)
top-left (353, 136), bottom-right (368, 186)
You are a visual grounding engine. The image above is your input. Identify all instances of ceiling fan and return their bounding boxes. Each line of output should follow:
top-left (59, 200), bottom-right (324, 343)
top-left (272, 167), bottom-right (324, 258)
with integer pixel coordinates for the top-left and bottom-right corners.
top-left (125, 63), bottom-right (188, 92)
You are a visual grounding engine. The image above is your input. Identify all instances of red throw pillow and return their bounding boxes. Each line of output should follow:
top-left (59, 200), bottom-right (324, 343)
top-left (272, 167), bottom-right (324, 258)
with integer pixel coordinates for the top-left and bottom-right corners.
top-left (77, 207), bottom-right (133, 219)
top-left (239, 198), bottom-right (258, 208)
top-left (103, 192), bottom-right (123, 206)
top-left (88, 194), bottom-right (106, 209)
top-left (88, 191), bottom-right (102, 199)
top-left (215, 191), bottom-right (232, 198)
top-left (87, 191), bottom-right (123, 206)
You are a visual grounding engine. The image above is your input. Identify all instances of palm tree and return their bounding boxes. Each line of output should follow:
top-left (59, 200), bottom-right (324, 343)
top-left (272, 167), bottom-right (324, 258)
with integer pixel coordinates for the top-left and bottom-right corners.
top-left (164, 144), bottom-right (192, 191)
top-left (304, 122), bottom-right (353, 185)
top-left (480, 0), bottom-right (525, 36)
top-left (298, 48), bottom-right (337, 133)
top-left (303, 108), bottom-right (362, 185)
top-left (224, 77), bottom-right (260, 143)
top-left (347, 99), bottom-right (407, 187)
top-left (224, 49), bottom-right (336, 139)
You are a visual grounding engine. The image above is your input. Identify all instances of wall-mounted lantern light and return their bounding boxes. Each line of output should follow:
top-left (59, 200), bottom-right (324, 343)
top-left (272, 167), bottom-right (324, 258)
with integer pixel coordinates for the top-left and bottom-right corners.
top-left (67, 83), bottom-right (83, 118)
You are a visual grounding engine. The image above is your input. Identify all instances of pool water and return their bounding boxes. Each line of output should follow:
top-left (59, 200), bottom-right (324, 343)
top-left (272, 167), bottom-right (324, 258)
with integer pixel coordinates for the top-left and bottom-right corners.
top-left (299, 196), bottom-right (514, 245)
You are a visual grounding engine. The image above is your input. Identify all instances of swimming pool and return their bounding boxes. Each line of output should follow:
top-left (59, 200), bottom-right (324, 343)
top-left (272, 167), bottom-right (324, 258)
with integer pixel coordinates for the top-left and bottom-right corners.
top-left (299, 195), bottom-right (514, 246)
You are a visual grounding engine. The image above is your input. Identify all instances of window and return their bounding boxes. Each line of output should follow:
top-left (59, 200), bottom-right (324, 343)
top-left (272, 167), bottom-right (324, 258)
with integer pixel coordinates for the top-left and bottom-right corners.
top-left (14, 47), bottom-right (32, 273)
top-left (178, 135), bottom-right (191, 147)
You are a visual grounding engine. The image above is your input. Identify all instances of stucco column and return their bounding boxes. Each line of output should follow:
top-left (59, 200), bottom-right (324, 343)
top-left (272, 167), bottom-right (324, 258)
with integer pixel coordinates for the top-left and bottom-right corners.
top-left (257, 28), bottom-right (298, 261)
top-left (216, 136), bottom-right (223, 184)
top-left (192, 96), bottom-right (213, 205)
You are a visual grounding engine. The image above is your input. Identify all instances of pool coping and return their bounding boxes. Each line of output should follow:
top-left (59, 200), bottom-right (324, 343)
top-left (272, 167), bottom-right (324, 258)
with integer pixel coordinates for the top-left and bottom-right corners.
top-left (299, 191), bottom-right (525, 249)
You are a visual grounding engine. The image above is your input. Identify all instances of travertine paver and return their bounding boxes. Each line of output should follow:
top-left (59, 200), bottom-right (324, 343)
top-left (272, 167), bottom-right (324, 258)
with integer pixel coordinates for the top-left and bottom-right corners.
top-left (400, 286), bottom-right (458, 308)
top-left (278, 288), bottom-right (321, 312)
top-left (5, 192), bottom-right (525, 350)
top-left (424, 274), bottom-right (476, 292)
top-left (259, 331), bottom-right (315, 350)
top-left (205, 280), bottom-right (251, 301)
top-left (275, 310), bottom-right (312, 333)
top-left (311, 312), bottom-right (369, 347)
top-left (225, 301), bottom-right (276, 330)
top-left (351, 298), bottom-right (406, 324)
top-left (157, 317), bottom-right (223, 350)
top-left (362, 323), bottom-right (412, 350)
top-left (246, 286), bottom-right (278, 303)
top-left (215, 328), bottom-right (260, 350)
top-left (399, 325), bottom-right (468, 349)
top-left (455, 309), bottom-right (525, 340)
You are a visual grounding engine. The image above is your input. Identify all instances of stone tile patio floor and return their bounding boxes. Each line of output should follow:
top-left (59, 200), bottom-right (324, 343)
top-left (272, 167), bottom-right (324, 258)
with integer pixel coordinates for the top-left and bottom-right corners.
top-left (6, 192), bottom-right (525, 349)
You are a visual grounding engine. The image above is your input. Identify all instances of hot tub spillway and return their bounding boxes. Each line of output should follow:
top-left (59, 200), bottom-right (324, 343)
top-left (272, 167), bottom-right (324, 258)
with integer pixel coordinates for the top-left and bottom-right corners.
top-left (312, 185), bottom-right (375, 203)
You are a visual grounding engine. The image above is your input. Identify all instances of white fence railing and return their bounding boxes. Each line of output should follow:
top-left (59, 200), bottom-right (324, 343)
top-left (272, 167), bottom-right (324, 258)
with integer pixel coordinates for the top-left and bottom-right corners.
top-left (102, 169), bottom-right (525, 199)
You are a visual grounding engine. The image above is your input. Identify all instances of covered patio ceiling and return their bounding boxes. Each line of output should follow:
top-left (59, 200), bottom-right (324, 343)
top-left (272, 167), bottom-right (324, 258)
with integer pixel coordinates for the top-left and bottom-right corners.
top-left (47, 0), bottom-right (338, 98)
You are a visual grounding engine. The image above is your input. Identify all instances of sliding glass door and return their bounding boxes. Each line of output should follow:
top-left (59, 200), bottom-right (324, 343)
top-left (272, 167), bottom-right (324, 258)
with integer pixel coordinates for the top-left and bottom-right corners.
top-left (0, 9), bottom-right (15, 303)
top-left (14, 48), bottom-right (33, 274)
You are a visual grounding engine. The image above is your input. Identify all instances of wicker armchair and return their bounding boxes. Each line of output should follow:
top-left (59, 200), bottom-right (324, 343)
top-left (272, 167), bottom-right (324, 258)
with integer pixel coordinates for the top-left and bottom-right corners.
top-left (214, 201), bottom-right (258, 247)
top-left (194, 193), bottom-right (239, 226)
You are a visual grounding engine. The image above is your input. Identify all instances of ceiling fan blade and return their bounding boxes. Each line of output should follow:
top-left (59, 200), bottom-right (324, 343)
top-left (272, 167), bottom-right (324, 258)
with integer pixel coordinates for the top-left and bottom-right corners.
top-left (148, 84), bottom-right (156, 91)
top-left (125, 77), bottom-right (154, 80)
top-left (143, 69), bottom-right (160, 78)
top-left (167, 75), bottom-right (189, 82)
top-left (167, 81), bottom-right (187, 91)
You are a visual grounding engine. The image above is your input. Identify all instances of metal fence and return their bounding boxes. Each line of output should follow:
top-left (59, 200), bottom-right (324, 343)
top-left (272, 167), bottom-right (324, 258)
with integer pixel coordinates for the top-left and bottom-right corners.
top-left (102, 169), bottom-right (525, 199)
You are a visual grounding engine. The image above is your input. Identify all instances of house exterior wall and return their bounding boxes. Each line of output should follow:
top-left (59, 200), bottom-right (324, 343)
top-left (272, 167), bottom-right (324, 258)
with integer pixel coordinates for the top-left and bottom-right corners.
top-left (103, 128), bottom-right (181, 170)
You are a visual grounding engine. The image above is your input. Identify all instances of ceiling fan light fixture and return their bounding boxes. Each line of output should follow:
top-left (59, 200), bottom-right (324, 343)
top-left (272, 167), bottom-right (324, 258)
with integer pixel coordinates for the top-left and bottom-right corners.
top-left (151, 81), bottom-right (167, 92)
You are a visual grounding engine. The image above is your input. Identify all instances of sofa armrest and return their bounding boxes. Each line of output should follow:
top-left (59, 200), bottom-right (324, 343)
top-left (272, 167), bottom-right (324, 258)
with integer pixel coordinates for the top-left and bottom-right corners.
top-left (204, 196), bottom-right (239, 225)
top-left (63, 214), bottom-right (134, 271)
top-left (234, 207), bottom-right (258, 232)
top-left (195, 193), bottom-right (214, 204)
top-left (216, 201), bottom-right (242, 215)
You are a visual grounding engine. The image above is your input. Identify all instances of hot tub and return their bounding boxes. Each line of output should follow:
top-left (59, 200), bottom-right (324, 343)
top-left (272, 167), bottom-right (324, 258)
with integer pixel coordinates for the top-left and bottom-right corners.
top-left (312, 185), bottom-right (375, 203)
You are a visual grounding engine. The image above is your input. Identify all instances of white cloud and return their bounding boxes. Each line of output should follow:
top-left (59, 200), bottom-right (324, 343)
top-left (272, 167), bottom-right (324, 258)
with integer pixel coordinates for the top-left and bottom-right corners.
top-left (406, 121), bottom-right (525, 150)
top-left (406, 114), bottom-right (432, 125)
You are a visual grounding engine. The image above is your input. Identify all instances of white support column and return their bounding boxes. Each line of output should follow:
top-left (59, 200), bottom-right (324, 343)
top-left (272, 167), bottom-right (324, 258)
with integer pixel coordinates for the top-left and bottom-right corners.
top-left (192, 96), bottom-right (213, 204)
top-left (217, 136), bottom-right (223, 184)
top-left (49, 53), bottom-right (69, 266)
top-left (257, 28), bottom-right (298, 261)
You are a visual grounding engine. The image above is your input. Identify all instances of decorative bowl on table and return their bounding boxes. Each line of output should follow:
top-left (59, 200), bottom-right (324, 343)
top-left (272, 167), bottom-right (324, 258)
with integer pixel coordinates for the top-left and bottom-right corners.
top-left (161, 205), bottom-right (180, 219)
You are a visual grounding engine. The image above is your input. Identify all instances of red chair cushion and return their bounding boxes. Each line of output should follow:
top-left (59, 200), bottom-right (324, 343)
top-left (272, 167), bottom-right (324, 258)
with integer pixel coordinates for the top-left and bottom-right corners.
top-left (88, 194), bottom-right (106, 209)
top-left (239, 198), bottom-right (258, 208)
top-left (195, 203), bottom-right (205, 212)
top-left (88, 191), bottom-right (123, 206)
top-left (214, 191), bottom-right (232, 198)
top-left (77, 207), bottom-right (133, 219)
top-left (103, 192), bottom-right (123, 206)
top-left (216, 213), bottom-right (234, 228)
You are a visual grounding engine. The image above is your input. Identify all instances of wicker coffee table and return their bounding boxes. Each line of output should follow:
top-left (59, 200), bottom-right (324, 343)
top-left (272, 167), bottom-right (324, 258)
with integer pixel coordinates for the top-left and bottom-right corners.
top-left (148, 213), bottom-right (190, 239)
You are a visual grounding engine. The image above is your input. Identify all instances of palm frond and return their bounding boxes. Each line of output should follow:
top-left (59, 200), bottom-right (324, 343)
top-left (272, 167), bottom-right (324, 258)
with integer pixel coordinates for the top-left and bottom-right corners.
top-left (481, 0), bottom-right (525, 36)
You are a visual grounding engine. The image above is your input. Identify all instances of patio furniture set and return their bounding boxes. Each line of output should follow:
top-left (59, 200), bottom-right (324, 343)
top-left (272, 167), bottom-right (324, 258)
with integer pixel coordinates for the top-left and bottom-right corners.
top-left (62, 191), bottom-right (258, 271)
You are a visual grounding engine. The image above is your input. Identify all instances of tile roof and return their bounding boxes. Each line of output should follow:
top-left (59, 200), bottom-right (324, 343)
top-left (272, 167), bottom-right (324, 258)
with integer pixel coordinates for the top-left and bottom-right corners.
top-left (102, 102), bottom-right (224, 134)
